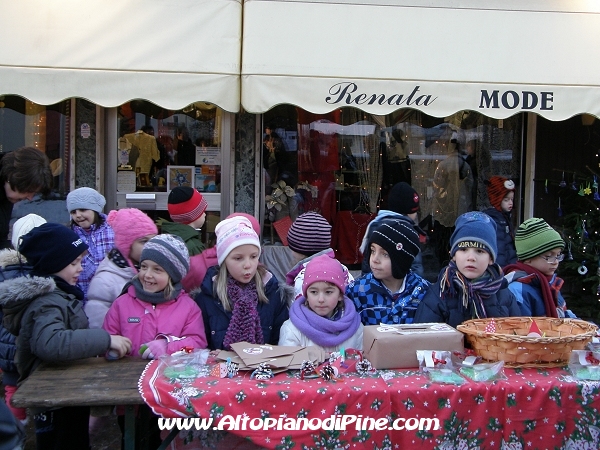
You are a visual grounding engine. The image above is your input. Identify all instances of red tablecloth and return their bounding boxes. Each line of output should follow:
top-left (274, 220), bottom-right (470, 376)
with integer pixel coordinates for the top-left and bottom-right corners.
top-left (140, 360), bottom-right (600, 449)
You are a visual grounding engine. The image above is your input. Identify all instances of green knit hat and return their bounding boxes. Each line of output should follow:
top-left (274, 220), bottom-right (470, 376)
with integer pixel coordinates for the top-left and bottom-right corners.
top-left (515, 218), bottom-right (564, 261)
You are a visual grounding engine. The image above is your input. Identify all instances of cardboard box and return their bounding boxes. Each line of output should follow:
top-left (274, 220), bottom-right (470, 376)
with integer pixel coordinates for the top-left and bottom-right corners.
top-left (363, 323), bottom-right (464, 369)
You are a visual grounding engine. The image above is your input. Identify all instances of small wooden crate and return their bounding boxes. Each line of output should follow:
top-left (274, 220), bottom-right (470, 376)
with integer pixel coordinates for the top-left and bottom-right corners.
top-left (457, 317), bottom-right (598, 367)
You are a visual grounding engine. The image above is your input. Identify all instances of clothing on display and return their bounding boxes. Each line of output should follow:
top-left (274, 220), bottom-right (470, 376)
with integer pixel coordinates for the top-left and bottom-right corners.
top-left (123, 130), bottom-right (160, 174)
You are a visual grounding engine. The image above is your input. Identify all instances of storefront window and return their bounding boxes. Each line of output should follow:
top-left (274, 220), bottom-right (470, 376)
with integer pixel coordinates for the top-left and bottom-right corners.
top-left (0, 96), bottom-right (70, 196)
top-left (117, 101), bottom-right (222, 193)
top-left (262, 106), bottom-right (522, 281)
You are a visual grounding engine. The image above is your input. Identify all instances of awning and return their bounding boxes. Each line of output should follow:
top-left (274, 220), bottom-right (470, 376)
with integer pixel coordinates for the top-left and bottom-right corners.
top-left (0, 0), bottom-right (242, 112)
top-left (242, 0), bottom-right (600, 120)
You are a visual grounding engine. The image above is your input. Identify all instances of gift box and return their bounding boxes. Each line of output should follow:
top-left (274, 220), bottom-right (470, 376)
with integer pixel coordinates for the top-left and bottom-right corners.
top-left (363, 323), bottom-right (464, 369)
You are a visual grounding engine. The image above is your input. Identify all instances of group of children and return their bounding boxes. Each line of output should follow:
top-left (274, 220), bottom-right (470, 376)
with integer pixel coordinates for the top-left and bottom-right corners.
top-left (0, 177), bottom-right (575, 448)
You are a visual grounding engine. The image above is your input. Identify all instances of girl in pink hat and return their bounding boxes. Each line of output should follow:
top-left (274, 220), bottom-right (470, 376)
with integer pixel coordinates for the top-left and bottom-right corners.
top-left (194, 216), bottom-right (290, 350)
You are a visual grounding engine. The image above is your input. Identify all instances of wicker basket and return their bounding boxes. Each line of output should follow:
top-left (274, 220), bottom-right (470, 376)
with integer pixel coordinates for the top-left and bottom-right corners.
top-left (457, 317), bottom-right (598, 367)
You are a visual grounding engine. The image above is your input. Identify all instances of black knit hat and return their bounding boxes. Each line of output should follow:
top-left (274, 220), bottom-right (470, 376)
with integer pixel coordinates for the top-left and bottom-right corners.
top-left (387, 182), bottom-right (420, 215)
top-left (369, 218), bottom-right (421, 279)
top-left (287, 212), bottom-right (332, 256)
top-left (19, 223), bottom-right (89, 275)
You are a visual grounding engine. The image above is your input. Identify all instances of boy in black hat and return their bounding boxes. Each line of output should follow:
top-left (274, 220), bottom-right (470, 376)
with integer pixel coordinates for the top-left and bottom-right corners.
top-left (360, 182), bottom-right (426, 277)
top-left (0, 223), bottom-right (131, 449)
top-left (347, 218), bottom-right (430, 325)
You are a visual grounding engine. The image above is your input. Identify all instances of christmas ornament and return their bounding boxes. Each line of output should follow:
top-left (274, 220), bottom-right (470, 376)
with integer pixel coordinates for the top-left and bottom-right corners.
top-left (300, 360), bottom-right (317, 380)
top-left (578, 263), bottom-right (589, 275)
top-left (355, 359), bottom-right (374, 377)
top-left (584, 183), bottom-right (592, 195)
top-left (251, 363), bottom-right (274, 380)
top-left (527, 320), bottom-right (543, 337)
top-left (319, 364), bottom-right (338, 381)
top-left (484, 318), bottom-right (497, 333)
top-left (559, 171), bottom-right (567, 188)
top-left (579, 184), bottom-right (585, 196)
top-left (582, 220), bottom-right (590, 238)
top-left (572, 174), bottom-right (578, 191)
top-left (557, 197), bottom-right (563, 217)
top-left (567, 241), bottom-right (574, 260)
top-left (594, 176), bottom-right (598, 189)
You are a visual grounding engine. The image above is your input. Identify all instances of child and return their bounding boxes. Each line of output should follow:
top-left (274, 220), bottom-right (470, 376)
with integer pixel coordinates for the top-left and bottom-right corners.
top-left (347, 217), bottom-right (429, 325)
top-left (194, 216), bottom-right (290, 350)
top-left (103, 233), bottom-right (207, 357)
top-left (504, 217), bottom-right (576, 318)
top-left (360, 182), bottom-right (426, 277)
top-left (86, 208), bottom-right (158, 329)
top-left (414, 211), bottom-right (520, 328)
top-left (483, 176), bottom-right (517, 267)
top-left (66, 187), bottom-right (115, 302)
top-left (160, 186), bottom-right (209, 292)
top-left (286, 211), bottom-right (353, 301)
top-left (0, 214), bottom-right (46, 424)
top-left (279, 254), bottom-right (363, 352)
top-left (0, 223), bottom-right (131, 449)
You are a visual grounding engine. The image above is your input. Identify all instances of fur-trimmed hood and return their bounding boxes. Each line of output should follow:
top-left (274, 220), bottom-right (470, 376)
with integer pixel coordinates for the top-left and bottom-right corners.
top-left (0, 249), bottom-right (28, 269)
top-left (0, 276), bottom-right (56, 336)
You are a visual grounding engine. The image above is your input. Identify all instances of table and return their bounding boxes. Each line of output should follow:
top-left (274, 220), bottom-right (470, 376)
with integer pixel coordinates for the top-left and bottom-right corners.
top-left (140, 361), bottom-right (600, 449)
top-left (12, 357), bottom-right (150, 450)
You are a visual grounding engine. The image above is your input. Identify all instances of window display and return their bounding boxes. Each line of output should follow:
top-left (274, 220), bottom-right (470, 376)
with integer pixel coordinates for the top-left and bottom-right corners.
top-left (117, 101), bottom-right (222, 193)
top-left (261, 106), bottom-right (522, 279)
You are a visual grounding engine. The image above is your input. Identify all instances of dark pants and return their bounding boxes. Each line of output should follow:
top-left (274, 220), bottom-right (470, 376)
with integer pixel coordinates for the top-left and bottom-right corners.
top-left (34, 406), bottom-right (89, 450)
top-left (117, 405), bottom-right (162, 450)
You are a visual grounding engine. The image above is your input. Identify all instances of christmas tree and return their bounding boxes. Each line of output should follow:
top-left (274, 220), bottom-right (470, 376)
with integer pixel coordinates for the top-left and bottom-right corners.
top-left (554, 170), bottom-right (600, 320)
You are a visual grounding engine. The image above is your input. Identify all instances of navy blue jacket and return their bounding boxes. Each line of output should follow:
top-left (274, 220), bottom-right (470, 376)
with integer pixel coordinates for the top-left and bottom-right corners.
top-left (483, 207), bottom-right (517, 268)
top-left (414, 272), bottom-right (521, 329)
top-left (194, 266), bottom-right (290, 350)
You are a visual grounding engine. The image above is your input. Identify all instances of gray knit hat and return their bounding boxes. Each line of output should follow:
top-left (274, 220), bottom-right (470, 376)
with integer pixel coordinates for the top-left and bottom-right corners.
top-left (140, 234), bottom-right (190, 283)
top-left (66, 187), bottom-right (106, 214)
top-left (287, 212), bottom-right (332, 256)
top-left (515, 218), bottom-right (564, 261)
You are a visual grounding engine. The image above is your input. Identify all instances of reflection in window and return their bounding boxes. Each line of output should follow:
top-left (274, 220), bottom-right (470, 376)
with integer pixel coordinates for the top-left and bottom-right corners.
top-left (117, 101), bottom-right (222, 193)
top-left (0, 96), bottom-right (70, 196)
top-left (262, 106), bottom-right (522, 279)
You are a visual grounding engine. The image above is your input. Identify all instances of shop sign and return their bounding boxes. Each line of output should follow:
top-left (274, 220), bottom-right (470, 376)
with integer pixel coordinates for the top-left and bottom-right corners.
top-left (326, 82), bottom-right (436, 108)
top-left (479, 90), bottom-right (553, 111)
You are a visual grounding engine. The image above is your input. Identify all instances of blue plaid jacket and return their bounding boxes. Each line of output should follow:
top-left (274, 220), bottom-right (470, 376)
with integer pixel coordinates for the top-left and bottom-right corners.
top-left (346, 271), bottom-right (430, 325)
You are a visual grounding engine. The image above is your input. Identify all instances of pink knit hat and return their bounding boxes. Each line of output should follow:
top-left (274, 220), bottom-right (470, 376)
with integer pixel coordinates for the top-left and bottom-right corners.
top-left (216, 216), bottom-right (261, 265)
top-left (302, 254), bottom-right (346, 298)
top-left (107, 208), bottom-right (158, 267)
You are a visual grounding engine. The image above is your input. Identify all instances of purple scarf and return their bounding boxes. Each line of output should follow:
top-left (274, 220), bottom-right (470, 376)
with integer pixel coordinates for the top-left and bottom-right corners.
top-left (222, 277), bottom-right (264, 350)
top-left (289, 296), bottom-right (360, 348)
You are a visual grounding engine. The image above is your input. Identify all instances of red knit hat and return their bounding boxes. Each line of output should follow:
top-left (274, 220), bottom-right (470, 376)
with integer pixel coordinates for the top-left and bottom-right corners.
top-left (486, 176), bottom-right (515, 210)
top-left (167, 187), bottom-right (208, 224)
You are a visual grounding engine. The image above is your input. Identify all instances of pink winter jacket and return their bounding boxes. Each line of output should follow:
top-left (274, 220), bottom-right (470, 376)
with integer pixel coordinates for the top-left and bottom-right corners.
top-left (102, 284), bottom-right (207, 357)
top-left (181, 248), bottom-right (218, 293)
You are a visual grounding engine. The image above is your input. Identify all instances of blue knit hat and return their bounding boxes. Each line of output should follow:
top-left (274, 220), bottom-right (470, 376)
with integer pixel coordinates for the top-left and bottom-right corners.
top-left (450, 212), bottom-right (498, 262)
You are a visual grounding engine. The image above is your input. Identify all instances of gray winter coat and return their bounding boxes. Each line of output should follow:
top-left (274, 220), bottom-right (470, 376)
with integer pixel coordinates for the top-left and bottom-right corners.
top-left (0, 275), bottom-right (111, 383)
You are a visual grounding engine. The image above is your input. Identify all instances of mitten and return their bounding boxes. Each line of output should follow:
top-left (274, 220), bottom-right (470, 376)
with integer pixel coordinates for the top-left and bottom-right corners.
top-left (139, 339), bottom-right (168, 359)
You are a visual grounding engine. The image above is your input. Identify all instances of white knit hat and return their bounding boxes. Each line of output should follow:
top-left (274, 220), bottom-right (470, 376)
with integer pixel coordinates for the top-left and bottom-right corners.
top-left (11, 214), bottom-right (47, 250)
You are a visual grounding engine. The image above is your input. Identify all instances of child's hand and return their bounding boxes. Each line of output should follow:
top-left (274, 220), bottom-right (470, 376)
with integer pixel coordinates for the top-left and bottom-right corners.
top-left (139, 339), bottom-right (168, 359)
top-left (109, 335), bottom-right (132, 358)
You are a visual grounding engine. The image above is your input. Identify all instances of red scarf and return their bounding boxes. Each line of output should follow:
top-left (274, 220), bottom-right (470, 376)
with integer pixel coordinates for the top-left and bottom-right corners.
top-left (503, 262), bottom-right (558, 318)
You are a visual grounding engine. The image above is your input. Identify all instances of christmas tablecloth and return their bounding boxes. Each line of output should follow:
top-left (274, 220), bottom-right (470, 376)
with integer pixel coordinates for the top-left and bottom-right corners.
top-left (139, 360), bottom-right (600, 449)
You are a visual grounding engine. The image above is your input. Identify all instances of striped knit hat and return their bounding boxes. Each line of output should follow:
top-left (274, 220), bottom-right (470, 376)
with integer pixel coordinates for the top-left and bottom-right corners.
top-left (486, 176), bottom-right (515, 211)
top-left (167, 187), bottom-right (208, 225)
top-left (369, 218), bottom-right (421, 279)
top-left (515, 218), bottom-right (564, 261)
top-left (140, 234), bottom-right (190, 283)
top-left (287, 212), bottom-right (332, 257)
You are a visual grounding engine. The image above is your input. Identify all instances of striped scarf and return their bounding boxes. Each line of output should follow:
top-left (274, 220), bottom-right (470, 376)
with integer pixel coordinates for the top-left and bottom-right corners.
top-left (440, 260), bottom-right (505, 320)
